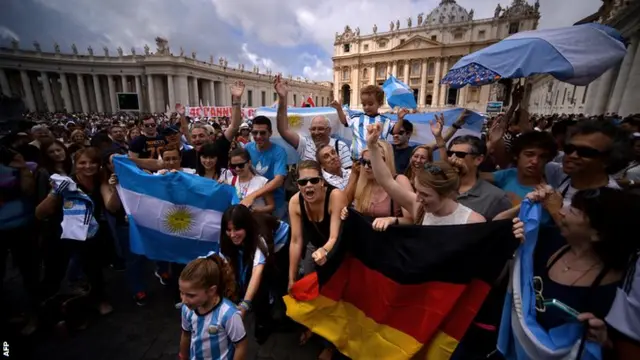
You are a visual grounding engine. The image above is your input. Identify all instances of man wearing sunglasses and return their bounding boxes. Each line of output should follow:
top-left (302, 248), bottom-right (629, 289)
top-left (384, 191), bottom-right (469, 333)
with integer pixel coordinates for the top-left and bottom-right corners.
top-left (544, 119), bottom-right (627, 208)
top-left (129, 116), bottom-right (166, 160)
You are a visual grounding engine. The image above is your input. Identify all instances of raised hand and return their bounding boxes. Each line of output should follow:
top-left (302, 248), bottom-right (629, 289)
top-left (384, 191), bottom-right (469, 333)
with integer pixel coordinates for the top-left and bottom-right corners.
top-left (455, 109), bottom-right (469, 127)
top-left (108, 174), bottom-right (118, 186)
top-left (329, 99), bottom-right (341, 110)
top-left (366, 123), bottom-right (382, 146)
top-left (273, 74), bottom-right (289, 98)
top-left (447, 155), bottom-right (468, 175)
top-left (430, 113), bottom-right (444, 138)
top-left (230, 81), bottom-right (245, 98)
top-left (397, 108), bottom-right (409, 120)
top-left (487, 119), bottom-right (505, 143)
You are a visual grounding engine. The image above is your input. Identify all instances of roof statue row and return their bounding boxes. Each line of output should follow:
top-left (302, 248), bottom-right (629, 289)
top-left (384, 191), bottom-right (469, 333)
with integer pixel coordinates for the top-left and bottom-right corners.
top-left (335, 0), bottom-right (540, 44)
top-left (3, 36), bottom-right (281, 78)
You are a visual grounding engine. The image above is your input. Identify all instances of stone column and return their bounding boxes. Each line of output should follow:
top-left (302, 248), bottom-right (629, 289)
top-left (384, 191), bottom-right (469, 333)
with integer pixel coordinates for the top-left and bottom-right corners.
top-left (51, 76), bottom-right (64, 111)
top-left (147, 74), bottom-right (156, 113)
top-left (167, 75), bottom-right (176, 109)
top-left (92, 75), bottom-right (104, 113)
top-left (595, 67), bottom-right (619, 115)
top-left (432, 58), bottom-right (442, 107)
top-left (403, 61), bottom-right (410, 84)
top-left (458, 87), bottom-right (467, 106)
top-left (107, 75), bottom-right (117, 113)
top-left (438, 57), bottom-right (449, 106)
top-left (352, 65), bottom-right (360, 106)
top-left (175, 75), bottom-right (189, 106)
top-left (121, 75), bottom-right (128, 92)
top-left (59, 73), bottom-right (74, 112)
top-left (385, 63), bottom-right (392, 106)
top-left (40, 72), bottom-right (56, 112)
top-left (0, 69), bottom-right (11, 96)
top-left (369, 63), bottom-right (376, 84)
top-left (20, 70), bottom-right (36, 112)
top-left (392, 61), bottom-right (398, 77)
top-left (189, 77), bottom-right (198, 106)
top-left (608, 37), bottom-right (638, 113)
top-left (134, 75), bottom-right (142, 111)
top-left (584, 76), bottom-right (601, 115)
top-left (77, 74), bottom-right (89, 113)
top-left (209, 80), bottom-right (215, 107)
top-left (418, 59), bottom-right (428, 106)
top-left (619, 40), bottom-right (640, 116)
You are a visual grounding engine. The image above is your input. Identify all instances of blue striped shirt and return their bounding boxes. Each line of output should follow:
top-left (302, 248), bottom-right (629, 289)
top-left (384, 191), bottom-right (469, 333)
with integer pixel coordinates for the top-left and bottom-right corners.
top-left (346, 112), bottom-right (394, 159)
top-left (181, 299), bottom-right (246, 360)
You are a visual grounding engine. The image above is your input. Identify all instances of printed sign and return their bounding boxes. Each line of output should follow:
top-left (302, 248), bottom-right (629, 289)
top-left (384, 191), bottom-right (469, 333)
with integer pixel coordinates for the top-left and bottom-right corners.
top-left (486, 101), bottom-right (503, 113)
top-left (182, 105), bottom-right (257, 119)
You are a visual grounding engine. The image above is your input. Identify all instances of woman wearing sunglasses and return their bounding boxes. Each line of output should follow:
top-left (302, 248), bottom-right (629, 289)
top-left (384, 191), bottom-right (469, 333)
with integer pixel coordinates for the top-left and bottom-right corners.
top-left (288, 159), bottom-right (347, 359)
top-left (365, 123), bottom-right (485, 225)
top-left (224, 148), bottom-right (274, 214)
top-left (512, 186), bottom-right (640, 356)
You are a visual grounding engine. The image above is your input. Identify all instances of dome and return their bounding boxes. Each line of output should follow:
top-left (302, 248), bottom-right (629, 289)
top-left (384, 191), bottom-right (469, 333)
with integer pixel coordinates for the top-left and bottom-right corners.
top-left (425, 0), bottom-right (471, 26)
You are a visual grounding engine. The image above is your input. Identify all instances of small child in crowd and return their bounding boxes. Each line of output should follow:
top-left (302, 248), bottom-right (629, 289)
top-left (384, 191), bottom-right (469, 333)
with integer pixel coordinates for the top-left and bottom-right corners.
top-left (179, 253), bottom-right (247, 360)
top-left (332, 85), bottom-right (405, 160)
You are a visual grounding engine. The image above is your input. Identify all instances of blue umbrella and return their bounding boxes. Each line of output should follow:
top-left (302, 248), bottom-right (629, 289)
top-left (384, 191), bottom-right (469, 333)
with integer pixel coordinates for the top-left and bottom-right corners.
top-left (441, 23), bottom-right (627, 89)
top-left (382, 75), bottom-right (417, 109)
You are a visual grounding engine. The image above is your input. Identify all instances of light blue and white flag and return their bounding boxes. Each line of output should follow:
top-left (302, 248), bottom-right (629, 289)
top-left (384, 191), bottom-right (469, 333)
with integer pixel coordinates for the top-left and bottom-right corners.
top-left (497, 200), bottom-right (602, 360)
top-left (256, 106), bottom-right (485, 164)
top-left (113, 156), bottom-right (238, 264)
top-left (382, 75), bottom-right (417, 110)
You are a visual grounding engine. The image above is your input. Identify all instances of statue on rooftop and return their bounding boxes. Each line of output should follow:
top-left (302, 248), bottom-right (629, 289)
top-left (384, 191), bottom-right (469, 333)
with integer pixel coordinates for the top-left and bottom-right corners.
top-left (373, 24), bottom-right (377, 34)
top-left (469, 9), bottom-right (474, 20)
top-left (71, 43), bottom-right (78, 55)
top-left (54, 42), bottom-right (60, 53)
top-left (87, 45), bottom-right (93, 56)
top-left (180, 47), bottom-right (184, 57)
top-left (131, 47), bottom-right (136, 56)
top-left (144, 44), bottom-right (150, 55)
top-left (495, 4), bottom-right (502, 18)
top-left (417, 13), bottom-right (424, 26)
top-left (103, 46), bottom-right (109, 57)
top-left (396, 19), bottom-right (400, 30)
top-left (407, 17), bottom-right (412, 28)
top-left (191, 51), bottom-right (196, 59)
top-left (117, 46), bottom-right (123, 56)
top-left (11, 38), bottom-right (18, 50)
top-left (390, 21), bottom-right (394, 31)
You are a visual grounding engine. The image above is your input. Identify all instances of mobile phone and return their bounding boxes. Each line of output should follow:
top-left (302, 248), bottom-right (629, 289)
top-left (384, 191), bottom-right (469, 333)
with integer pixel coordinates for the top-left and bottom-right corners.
top-left (544, 299), bottom-right (580, 321)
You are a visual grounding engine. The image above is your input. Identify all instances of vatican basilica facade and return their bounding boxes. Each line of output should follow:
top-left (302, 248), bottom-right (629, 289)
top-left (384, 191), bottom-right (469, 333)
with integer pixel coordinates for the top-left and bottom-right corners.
top-left (332, 0), bottom-right (540, 112)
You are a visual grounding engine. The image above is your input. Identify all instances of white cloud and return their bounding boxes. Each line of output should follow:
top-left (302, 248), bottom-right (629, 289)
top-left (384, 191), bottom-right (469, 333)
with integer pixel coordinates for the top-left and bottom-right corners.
top-left (301, 54), bottom-right (333, 81)
top-left (0, 26), bottom-right (19, 41)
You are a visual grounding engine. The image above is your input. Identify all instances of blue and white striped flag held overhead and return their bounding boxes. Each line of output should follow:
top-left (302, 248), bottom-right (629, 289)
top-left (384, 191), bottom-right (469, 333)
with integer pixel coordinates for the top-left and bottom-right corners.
top-left (113, 156), bottom-right (238, 264)
top-left (382, 75), bottom-right (417, 110)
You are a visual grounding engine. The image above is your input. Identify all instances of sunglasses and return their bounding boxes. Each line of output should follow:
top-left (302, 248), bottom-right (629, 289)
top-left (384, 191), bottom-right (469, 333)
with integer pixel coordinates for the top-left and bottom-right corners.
top-left (447, 150), bottom-right (476, 158)
top-left (230, 162), bottom-right (247, 169)
top-left (251, 130), bottom-right (268, 137)
top-left (359, 157), bottom-right (385, 168)
top-left (297, 177), bottom-right (321, 186)
top-left (143, 123), bottom-right (157, 128)
top-left (564, 143), bottom-right (607, 158)
top-left (533, 276), bottom-right (545, 312)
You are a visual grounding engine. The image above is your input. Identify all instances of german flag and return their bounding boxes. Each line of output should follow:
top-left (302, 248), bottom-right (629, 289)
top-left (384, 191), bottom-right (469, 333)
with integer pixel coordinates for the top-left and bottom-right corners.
top-left (284, 210), bottom-right (518, 360)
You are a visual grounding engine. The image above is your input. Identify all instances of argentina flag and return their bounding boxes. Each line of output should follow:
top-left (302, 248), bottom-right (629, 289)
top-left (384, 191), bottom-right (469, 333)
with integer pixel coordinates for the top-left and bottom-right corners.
top-left (382, 75), bottom-right (418, 110)
top-left (498, 200), bottom-right (602, 360)
top-left (113, 156), bottom-right (238, 264)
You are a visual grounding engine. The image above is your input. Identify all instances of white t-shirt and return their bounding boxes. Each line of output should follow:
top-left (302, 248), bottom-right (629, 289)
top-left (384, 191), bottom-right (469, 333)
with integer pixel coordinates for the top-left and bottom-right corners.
top-left (224, 174), bottom-right (269, 208)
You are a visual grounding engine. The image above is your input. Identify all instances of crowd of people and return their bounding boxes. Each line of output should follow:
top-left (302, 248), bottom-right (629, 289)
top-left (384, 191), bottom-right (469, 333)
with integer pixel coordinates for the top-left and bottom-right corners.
top-left (2, 74), bottom-right (640, 360)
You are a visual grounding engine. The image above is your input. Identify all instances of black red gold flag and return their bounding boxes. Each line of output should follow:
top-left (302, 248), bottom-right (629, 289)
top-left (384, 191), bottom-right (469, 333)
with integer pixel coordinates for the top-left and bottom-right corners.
top-left (284, 209), bottom-right (518, 360)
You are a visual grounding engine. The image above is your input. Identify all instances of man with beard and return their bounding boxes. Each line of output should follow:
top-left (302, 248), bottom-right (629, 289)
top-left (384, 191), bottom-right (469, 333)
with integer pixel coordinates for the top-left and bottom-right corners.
top-left (274, 75), bottom-right (351, 169)
top-left (129, 116), bottom-right (166, 159)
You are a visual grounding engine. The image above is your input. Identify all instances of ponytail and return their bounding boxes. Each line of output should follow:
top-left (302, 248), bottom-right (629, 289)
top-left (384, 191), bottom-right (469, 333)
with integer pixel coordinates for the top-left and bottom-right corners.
top-left (180, 252), bottom-right (238, 302)
top-left (207, 253), bottom-right (238, 302)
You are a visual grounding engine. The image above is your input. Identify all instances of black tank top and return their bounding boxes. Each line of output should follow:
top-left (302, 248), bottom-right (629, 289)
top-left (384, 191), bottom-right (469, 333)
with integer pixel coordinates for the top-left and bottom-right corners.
top-left (299, 186), bottom-right (335, 249)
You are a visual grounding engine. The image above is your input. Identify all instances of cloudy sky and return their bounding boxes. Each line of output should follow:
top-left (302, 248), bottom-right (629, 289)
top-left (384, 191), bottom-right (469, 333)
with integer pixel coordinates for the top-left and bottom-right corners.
top-left (0, 0), bottom-right (601, 81)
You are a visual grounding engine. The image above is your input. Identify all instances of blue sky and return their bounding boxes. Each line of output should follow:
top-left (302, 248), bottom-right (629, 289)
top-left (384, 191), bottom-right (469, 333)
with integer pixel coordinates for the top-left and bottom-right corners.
top-left (0, 0), bottom-right (601, 81)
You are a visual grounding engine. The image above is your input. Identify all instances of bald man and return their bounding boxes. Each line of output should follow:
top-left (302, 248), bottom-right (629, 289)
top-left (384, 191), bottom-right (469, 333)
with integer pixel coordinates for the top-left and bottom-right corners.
top-left (274, 78), bottom-right (352, 169)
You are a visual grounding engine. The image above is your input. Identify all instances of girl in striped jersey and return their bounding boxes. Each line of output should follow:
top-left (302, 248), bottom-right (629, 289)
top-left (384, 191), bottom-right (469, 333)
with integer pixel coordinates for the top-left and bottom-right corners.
top-left (179, 253), bottom-right (247, 360)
